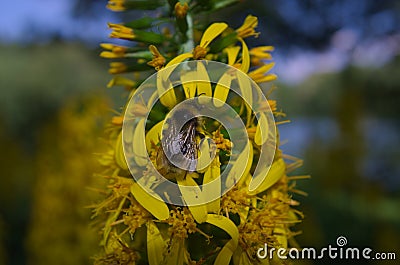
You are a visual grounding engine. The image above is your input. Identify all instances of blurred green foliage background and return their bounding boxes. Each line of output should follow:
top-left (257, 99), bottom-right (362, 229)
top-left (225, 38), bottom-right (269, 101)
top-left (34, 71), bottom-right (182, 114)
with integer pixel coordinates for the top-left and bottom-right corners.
top-left (0, 0), bottom-right (399, 265)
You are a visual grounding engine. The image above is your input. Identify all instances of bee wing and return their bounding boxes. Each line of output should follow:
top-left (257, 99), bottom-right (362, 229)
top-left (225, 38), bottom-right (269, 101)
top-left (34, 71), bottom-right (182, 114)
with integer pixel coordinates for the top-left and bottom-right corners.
top-left (178, 121), bottom-right (198, 171)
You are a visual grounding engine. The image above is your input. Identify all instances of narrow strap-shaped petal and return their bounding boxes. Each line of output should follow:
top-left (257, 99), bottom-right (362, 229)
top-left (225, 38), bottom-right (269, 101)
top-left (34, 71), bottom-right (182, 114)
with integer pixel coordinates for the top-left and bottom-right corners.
top-left (248, 158), bottom-right (285, 195)
top-left (115, 131), bottom-right (129, 170)
top-left (200, 23), bottom-right (228, 48)
top-left (181, 70), bottom-right (197, 98)
top-left (224, 46), bottom-right (240, 66)
top-left (213, 239), bottom-right (236, 265)
top-left (147, 221), bottom-right (166, 265)
top-left (202, 156), bottom-right (221, 213)
top-left (196, 61), bottom-right (212, 97)
top-left (145, 120), bottom-right (163, 151)
top-left (255, 112), bottom-right (269, 145)
top-left (226, 139), bottom-right (252, 188)
top-left (131, 182), bottom-right (170, 220)
top-left (165, 238), bottom-right (185, 265)
top-left (132, 118), bottom-right (148, 166)
top-left (206, 214), bottom-right (239, 248)
top-left (213, 72), bottom-right (232, 107)
top-left (239, 38), bottom-right (250, 73)
top-left (177, 174), bottom-right (208, 223)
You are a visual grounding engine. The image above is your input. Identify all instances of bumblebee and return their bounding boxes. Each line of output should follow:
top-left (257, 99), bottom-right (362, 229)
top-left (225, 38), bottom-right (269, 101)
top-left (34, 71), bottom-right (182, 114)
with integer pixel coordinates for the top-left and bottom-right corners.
top-left (156, 107), bottom-right (200, 181)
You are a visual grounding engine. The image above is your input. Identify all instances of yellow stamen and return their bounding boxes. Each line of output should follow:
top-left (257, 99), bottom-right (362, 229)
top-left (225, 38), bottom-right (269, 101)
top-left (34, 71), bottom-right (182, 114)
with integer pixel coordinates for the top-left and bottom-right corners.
top-left (192, 45), bottom-right (208, 60)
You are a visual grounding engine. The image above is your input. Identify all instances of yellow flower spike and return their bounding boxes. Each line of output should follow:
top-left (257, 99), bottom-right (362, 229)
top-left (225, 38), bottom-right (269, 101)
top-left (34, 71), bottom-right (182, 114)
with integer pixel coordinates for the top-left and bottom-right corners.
top-left (200, 22), bottom-right (228, 48)
top-left (236, 15), bottom-right (260, 39)
top-left (224, 46), bottom-right (240, 66)
top-left (239, 38), bottom-right (250, 73)
top-left (180, 70), bottom-right (197, 98)
top-left (213, 239), bottom-right (236, 265)
top-left (131, 183), bottom-right (170, 220)
top-left (146, 221), bottom-right (166, 265)
top-left (255, 112), bottom-right (269, 145)
top-left (145, 120), bottom-right (163, 151)
top-left (248, 158), bottom-right (285, 195)
top-left (202, 156), bottom-right (221, 213)
top-left (114, 131), bottom-right (129, 170)
top-left (147, 45), bottom-right (166, 70)
top-left (177, 174), bottom-right (208, 223)
top-left (132, 119), bottom-right (148, 166)
top-left (213, 73), bottom-right (232, 107)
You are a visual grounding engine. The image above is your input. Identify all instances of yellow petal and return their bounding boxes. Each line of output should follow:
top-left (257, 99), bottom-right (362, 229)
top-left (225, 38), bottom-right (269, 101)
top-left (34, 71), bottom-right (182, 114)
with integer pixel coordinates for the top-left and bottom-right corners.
top-left (145, 120), bottom-right (163, 151)
top-left (196, 61), bottom-right (212, 98)
top-left (236, 141), bottom-right (253, 188)
top-left (213, 239), bottom-right (237, 265)
top-left (181, 70), bottom-right (197, 98)
top-left (132, 119), bottom-right (148, 166)
top-left (165, 238), bottom-right (185, 265)
top-left (248, 158), bottom-right (285, 195)
top-left (224, 46), bottom-right (240, 66)
top-left (202, 156), bottom-right (221, 213)
top-left (177, 175), bottom-right (208, 223)
top-left (131, 182), bottom-right (170, 220)
top-left (206, 214), bottom-right (239, 247)
top-left (213, 73), bottom-right (232, 107)
top-left (157, 72), bottom-right (177, 108)
top-left (147, 221), bottom-right (166, 265)
top-left (239, 38), bottom-right (250, 73)
top-left (200, 22), bottom-right (228, 48)
top-left (236, 71), bottom-right (253, 126)
top-left (196, 137), bottom-right (214, 172)
top-left (226, 139), bottom-right (252, 188)
top-left (114, 131), bottom-right (129, 170)
top-left (255, 112), bottom-right (269, 145)
top-left (250, 62), bottom-right (275, 75)
top-left (274, 224), bottom-right (288, 248)
top-left (165, 53), bottom-right (193, 67)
